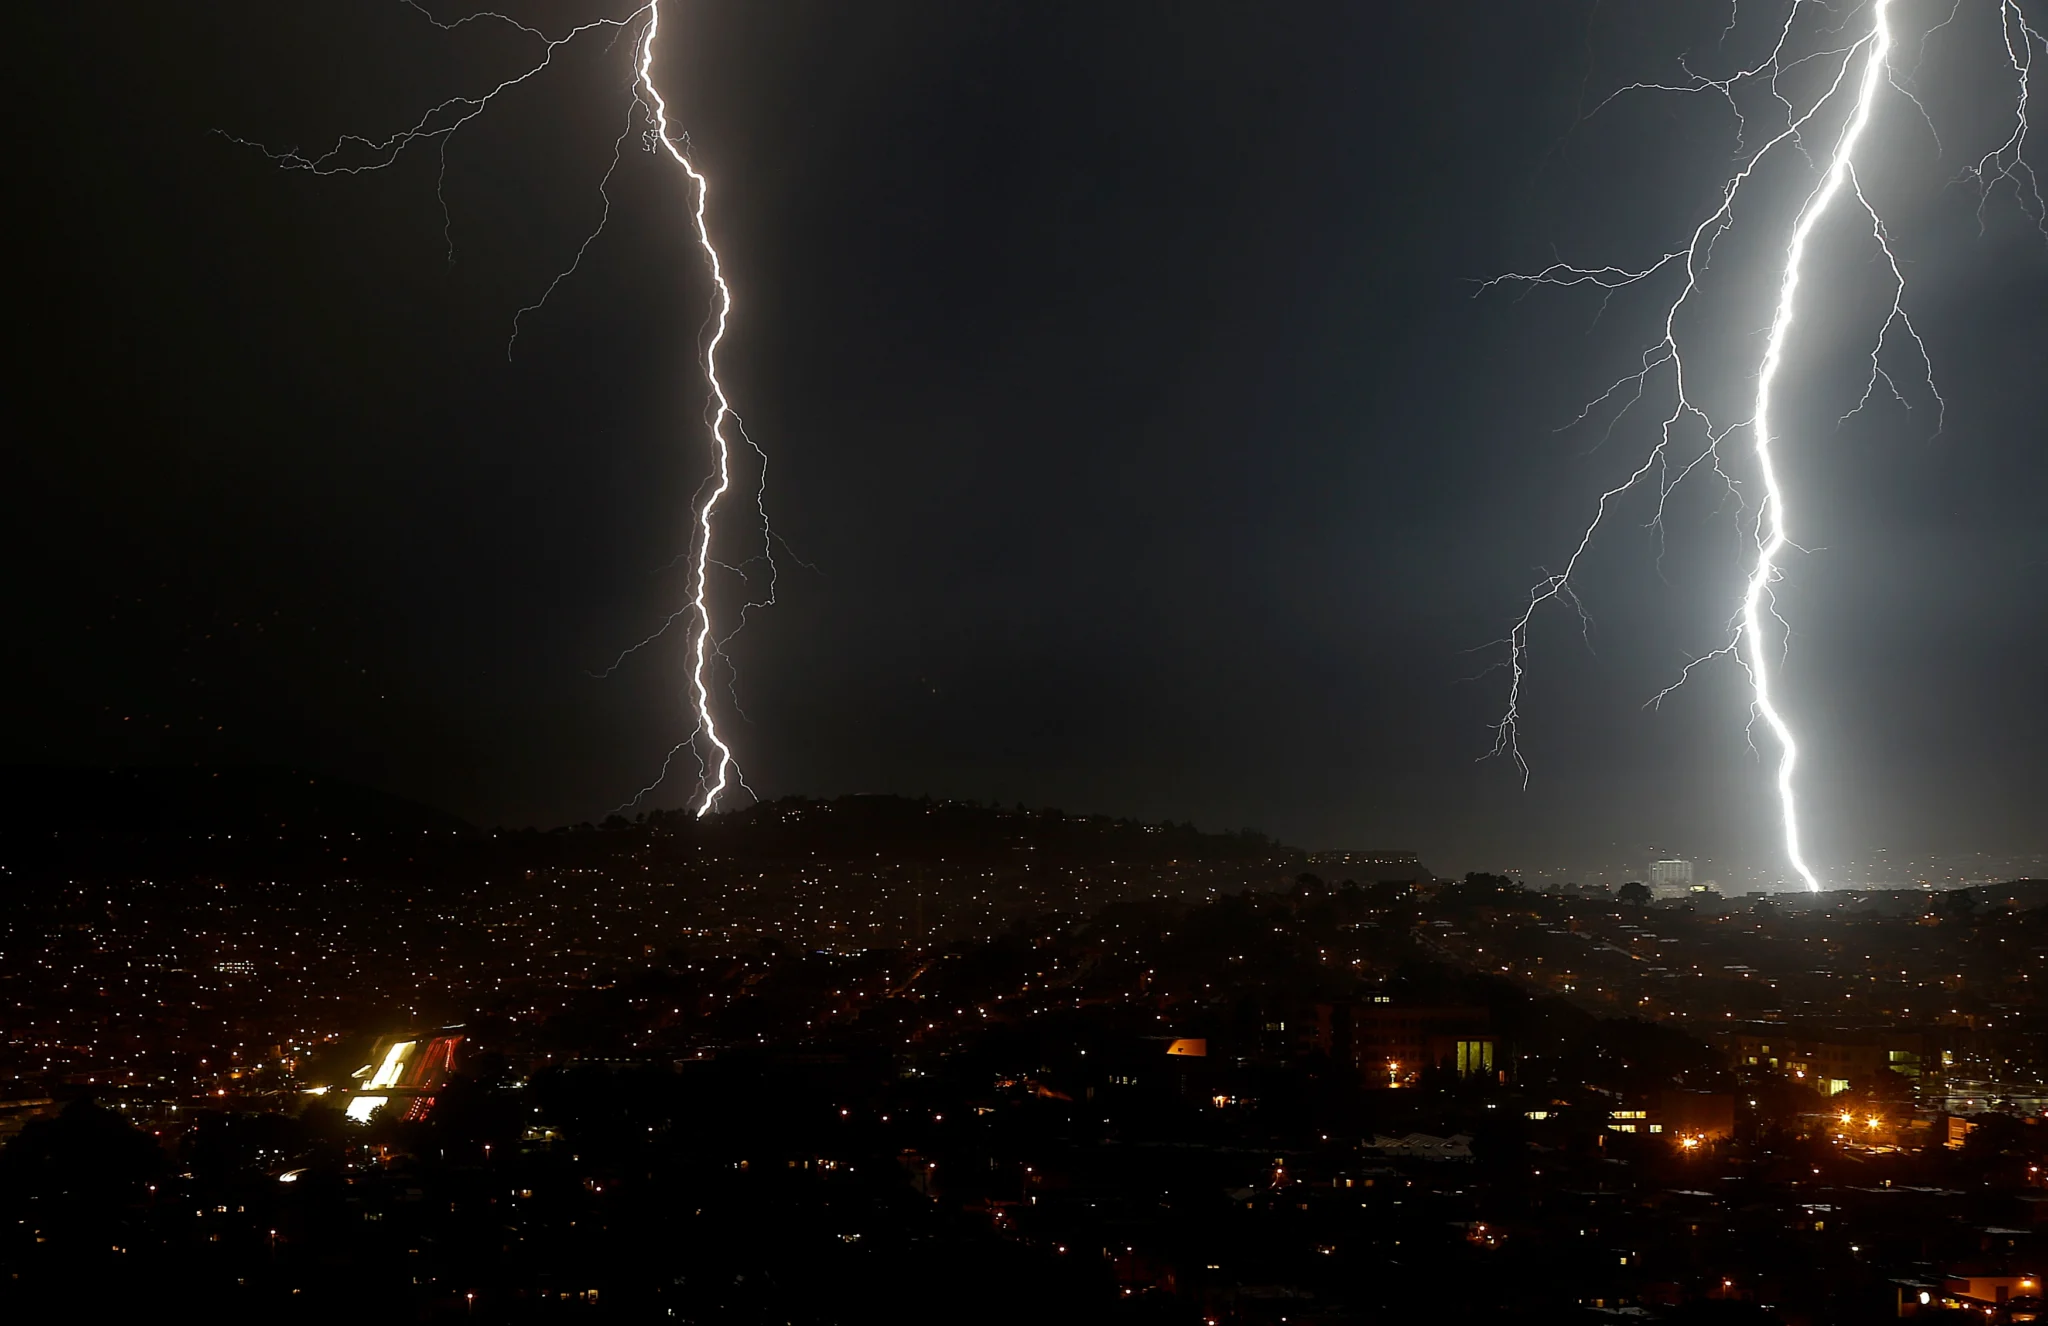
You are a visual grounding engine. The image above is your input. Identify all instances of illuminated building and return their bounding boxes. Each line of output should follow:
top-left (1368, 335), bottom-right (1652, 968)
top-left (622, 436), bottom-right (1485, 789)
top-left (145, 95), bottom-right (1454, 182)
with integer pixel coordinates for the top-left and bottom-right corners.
top-left (1649, 859), bottom-right (1694, 896)
top-left (1322, 1002), bottom-right (1501, 1085)
top-left (1605, 1092), bottom-right (1734, 1142)
top-left (1731, 1031), bottom-right (1926, 1097)
top-left (1936, 1271), bottom-right (2042, 1310)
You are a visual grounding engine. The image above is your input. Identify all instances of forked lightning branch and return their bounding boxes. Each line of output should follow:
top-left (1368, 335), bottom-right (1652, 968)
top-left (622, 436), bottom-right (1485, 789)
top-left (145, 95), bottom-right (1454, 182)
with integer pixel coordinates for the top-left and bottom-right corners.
top-left (227, 1), bottom-right (765, 817)
top-left (1480, 0), bottom-right (2044, 890)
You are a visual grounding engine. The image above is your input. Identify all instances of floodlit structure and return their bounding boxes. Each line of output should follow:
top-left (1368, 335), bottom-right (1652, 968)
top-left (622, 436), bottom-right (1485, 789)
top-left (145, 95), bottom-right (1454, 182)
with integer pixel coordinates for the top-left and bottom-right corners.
top-left (1649, 859), bottom-right (1695, 892)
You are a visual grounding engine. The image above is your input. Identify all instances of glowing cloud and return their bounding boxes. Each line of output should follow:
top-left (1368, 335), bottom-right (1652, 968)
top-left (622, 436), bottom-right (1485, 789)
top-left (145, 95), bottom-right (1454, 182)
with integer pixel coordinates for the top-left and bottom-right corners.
top-left (1479, 0), bottom-right (2043, 890)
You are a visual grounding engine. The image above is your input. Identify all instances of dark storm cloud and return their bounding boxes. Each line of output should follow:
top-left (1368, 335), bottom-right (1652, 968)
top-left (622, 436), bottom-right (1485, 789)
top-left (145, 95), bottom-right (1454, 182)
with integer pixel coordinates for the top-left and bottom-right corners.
top-left (9, 2), bottom-right (2044, 876)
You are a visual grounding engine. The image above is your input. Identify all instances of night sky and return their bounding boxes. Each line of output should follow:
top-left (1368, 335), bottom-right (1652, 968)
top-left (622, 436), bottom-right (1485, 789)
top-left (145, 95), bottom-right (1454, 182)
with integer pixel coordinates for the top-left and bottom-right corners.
top-left (12, 1), bottom-right (2046, 878)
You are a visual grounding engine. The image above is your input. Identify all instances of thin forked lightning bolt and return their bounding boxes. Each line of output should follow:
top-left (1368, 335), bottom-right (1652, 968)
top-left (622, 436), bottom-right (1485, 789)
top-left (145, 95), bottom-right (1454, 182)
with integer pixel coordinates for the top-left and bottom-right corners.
top-left (635, 2), bottom-right (740, 816)
top-left (226, 2), bottom-right (773, 817)
top-left (1478, 0), bottom-right (2043, 891)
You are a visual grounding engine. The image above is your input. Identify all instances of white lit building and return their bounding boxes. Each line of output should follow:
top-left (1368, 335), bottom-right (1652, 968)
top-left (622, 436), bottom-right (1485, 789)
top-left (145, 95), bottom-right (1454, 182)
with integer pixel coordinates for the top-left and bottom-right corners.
top-left (1648, 859), bottom-right (1695, 896)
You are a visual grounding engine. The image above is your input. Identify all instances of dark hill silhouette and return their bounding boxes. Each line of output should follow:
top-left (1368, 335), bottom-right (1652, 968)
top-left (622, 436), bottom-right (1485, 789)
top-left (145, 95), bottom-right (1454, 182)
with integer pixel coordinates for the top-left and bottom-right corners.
top-left (642, 794), bottom-right (1291, 866)
top-left (0, 779), bottom-right (1307, 893)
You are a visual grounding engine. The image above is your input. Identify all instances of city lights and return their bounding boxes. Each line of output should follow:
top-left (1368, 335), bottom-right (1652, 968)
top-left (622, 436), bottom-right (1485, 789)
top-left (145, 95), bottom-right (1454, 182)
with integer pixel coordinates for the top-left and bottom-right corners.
top-left (2, 815), bottom-right (2042, 1314)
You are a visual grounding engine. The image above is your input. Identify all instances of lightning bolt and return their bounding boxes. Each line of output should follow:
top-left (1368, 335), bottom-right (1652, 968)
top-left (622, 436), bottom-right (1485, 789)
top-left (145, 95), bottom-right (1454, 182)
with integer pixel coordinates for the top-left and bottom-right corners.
top-left (1479, 0), bottom-right (2043, 891)
top-left (225, 2), bottom-right (769, 817)
top-left (634, 1), bottom-right (744, 817)
top-left (1745, 0), bottom-right (1901, 895)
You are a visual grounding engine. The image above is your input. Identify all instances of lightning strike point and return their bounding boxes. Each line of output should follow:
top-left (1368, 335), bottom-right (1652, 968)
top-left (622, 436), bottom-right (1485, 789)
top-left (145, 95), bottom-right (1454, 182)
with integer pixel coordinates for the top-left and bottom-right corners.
top-left (634, 2), bottom-right (744, 817)
top-left (230, 2), bottom-right (777, 820)
top-left (1480, 0), bottom-right (2043, 892)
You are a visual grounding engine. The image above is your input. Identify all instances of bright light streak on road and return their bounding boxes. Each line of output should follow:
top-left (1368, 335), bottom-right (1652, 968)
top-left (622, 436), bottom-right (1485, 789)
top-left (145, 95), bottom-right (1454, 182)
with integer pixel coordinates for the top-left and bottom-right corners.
top-left (367, 1040), bottom-right (414, 1090)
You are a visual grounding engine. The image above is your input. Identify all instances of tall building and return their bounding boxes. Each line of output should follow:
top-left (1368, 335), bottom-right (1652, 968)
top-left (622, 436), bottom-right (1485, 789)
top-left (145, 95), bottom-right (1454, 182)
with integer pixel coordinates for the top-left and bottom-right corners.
top-left (1649, 859), bottom-right (1695, 894)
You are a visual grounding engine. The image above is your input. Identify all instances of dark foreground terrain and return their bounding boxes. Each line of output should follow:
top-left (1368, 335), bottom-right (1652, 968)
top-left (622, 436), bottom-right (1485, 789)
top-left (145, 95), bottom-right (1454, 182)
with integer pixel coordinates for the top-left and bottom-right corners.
top-left (3, 781), bottom-right (2043, 1321)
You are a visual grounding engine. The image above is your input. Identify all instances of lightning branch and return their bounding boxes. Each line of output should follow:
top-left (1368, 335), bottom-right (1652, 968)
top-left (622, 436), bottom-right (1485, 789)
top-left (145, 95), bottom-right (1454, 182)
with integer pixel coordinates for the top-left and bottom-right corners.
top-left (1477, 0), bottom-right (2043, 890)
top-left (225, 1), bottom-right (771, 816)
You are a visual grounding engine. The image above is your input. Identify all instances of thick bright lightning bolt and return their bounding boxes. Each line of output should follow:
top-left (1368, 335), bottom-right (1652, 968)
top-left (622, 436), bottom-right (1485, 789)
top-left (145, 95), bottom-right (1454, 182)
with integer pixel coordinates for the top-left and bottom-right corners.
top-left (226, 2), bottom-right (769, 817)
top-left (1480, 0), bottom-right (2043, 890)
top-left (1743, 0), bottom-right (1900, 894)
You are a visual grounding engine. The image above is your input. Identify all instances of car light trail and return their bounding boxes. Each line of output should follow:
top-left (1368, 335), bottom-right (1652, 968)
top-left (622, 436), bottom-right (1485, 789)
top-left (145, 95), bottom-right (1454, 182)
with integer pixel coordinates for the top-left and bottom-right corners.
top-left (1479, 0), bottom-right (2043, 890)
top-left (226, 2), bottom-right (770, 815)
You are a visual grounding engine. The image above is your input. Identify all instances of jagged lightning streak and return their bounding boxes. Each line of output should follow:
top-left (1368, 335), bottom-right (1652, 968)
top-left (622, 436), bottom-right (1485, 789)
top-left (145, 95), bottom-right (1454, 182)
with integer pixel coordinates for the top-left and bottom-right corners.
top-left (227, 2), bottom-right (768, 817)
top-left (1742, 0), bottom-right (1899, 894)
top-left (633, 1), bottom-right (741, 816)
top-left (1480, 0), bottom-right (2043, 890)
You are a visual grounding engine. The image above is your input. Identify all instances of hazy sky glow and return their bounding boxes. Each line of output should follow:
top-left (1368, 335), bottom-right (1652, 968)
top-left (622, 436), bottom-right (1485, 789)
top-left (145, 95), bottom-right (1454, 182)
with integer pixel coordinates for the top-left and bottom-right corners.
top-left (11, 1), bottom-right (2046, 879)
